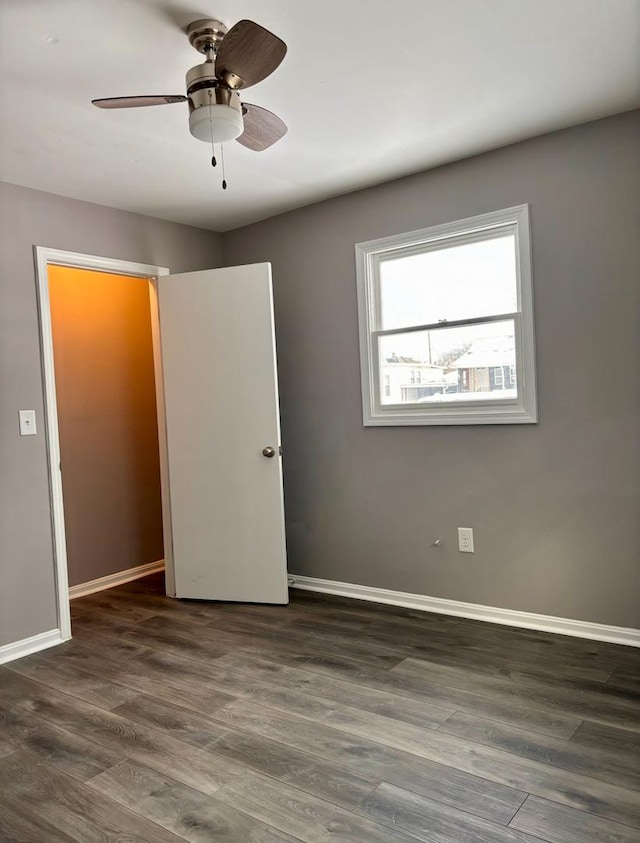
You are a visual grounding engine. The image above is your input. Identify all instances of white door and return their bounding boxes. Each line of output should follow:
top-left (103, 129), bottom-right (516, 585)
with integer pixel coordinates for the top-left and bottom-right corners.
top-left (157, 263), bottom-right (288, 603)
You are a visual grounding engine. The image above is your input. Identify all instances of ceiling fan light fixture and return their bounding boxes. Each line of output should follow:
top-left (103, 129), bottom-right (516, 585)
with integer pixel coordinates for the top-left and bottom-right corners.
top-left (189, 103), bottom-right (244, 143)
top-left (91, 17), bottom-right (288, 167)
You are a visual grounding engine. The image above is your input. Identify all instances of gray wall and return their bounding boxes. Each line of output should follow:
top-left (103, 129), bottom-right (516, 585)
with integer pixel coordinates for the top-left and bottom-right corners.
top-left (0, 183), bottom-right (222, 647)
top-left (223, 110), bottom-right (640, 629)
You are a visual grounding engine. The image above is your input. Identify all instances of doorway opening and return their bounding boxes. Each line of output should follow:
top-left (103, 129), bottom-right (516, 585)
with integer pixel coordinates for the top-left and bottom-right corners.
top-left (36, 248), bottom-right (289, 642)
top-left (35, 248), bottom-right (174, 642)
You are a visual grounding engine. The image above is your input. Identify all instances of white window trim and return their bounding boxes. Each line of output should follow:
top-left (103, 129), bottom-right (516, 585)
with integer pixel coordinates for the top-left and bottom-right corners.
top-left (355, 204), bottom-right (537, 426)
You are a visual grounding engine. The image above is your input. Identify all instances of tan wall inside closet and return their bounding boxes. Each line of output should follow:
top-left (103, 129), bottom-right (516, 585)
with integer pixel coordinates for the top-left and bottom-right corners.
top-left (48, 266), bottom-right (163, 588)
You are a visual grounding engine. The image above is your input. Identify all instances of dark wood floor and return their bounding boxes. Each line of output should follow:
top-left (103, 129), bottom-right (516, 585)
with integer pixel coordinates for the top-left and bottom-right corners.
top-left (1, 574), bottom-right (639, 842)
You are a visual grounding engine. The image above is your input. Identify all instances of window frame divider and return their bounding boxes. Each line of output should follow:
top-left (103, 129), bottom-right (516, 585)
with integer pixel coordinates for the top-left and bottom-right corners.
top-left (372, 311), bottom-right (518, 338)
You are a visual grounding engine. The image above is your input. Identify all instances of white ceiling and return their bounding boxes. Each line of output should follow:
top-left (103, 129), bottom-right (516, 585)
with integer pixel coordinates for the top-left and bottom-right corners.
top-left (1, 0), bottom-right (639, 231)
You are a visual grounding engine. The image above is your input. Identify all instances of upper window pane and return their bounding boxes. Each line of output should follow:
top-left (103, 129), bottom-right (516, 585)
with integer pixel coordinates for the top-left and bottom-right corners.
top-left (379, 230), bottom-right (517, 330)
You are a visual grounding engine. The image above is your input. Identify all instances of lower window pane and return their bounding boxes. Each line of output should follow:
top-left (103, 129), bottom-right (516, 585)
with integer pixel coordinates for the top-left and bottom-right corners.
top-left (378, 320), bottom-right (517, 405)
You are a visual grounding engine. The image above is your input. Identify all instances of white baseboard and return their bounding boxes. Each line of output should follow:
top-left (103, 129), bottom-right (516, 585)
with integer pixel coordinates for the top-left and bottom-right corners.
top-left (0, 628), bottom-right (65, 666)
top-left (288, 575), bottom-right (640, 648)
top-left (69, 560), bottom-right (165, 600)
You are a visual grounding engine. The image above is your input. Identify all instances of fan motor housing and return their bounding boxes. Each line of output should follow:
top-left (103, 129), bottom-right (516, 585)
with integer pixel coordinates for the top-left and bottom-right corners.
top-left (186, 63), bottom-right (240, 110)
top-left (186, 63), bottom-right (243, 143)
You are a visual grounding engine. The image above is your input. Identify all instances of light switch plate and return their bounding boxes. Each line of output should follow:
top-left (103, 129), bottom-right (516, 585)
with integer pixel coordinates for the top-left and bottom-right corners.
top-left (19, 409), bottom-right (37, 436)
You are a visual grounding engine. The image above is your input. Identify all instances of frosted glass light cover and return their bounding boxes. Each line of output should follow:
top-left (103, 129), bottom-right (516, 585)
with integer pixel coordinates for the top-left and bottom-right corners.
top-left (189, 104), bottom-right (244, 143)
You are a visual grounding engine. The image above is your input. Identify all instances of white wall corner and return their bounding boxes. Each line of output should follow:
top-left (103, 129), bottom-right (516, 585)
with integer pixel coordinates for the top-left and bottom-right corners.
top-left (288, 575), bottom-right (640, 648)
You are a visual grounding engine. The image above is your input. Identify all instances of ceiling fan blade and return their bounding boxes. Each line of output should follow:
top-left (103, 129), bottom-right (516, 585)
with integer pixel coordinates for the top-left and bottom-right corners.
top-left (237, 104), bottom-right (287, 151)
top-left (92, 95), bottom-right (188, 109)
top-left (215, 20), bottom-right (287, 90)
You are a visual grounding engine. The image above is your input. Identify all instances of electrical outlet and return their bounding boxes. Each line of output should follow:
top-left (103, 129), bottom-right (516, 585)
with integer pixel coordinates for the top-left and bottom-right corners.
top-left (458, 527), bottom-right (474, 553)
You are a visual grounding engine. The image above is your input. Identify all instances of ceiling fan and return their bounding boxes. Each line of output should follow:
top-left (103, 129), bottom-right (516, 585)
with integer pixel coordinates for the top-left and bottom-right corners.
top-left (92, 18), bottom-right (288, 186)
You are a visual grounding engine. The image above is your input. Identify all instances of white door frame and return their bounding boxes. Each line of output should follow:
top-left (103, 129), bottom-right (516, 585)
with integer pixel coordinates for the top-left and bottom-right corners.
top-left (33, 246), bottom-right (171, 642)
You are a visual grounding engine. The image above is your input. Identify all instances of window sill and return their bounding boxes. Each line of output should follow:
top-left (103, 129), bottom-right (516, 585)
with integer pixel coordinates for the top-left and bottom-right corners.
top-left (364, 403), bottom-right (537, 426)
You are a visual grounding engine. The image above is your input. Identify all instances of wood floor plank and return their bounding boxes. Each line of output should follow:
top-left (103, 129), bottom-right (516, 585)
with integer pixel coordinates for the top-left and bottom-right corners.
top-left (215, 768), bottom-right (417, 843)
top-left (0, 739), bottom-right (15, 759)
top-left (127, 645), bottom-right (323, 704)
top-left (112, 692), bottom-right (382, 810)
top-left (0, 701), bottom-right (16, 758)
top-left (200, 601), bottom-right (308, 626)
top-left (451, 616), bottom-right (634, 659)
top-left (608, 667), bottom-right (640, 694)
top-left (42, 639), bottom-right (240, 712)
top-left (242, 642), bottom-right (405, 675)
top-left (211, 650), bottom-right (455, 730)
top-left (8, 651), bottom-right (139, 709)
top-left (279, 759), bottom-right (379, 812)
top-left (140, 612), bottom-right (406, 671)
top-left (0, 776), bottom-right (78, 843)
top-left (570, 719), bottom-right (640, 758)
top-left (49, 644), bottom-right (458, 805)
top-left (0, 750), bottom-right (184, 843)
top-left (88, 759), bottom-right (301, 842)
top-left (31, 640), bottom-right (236, 714)
top-left (114, 693), bottom-right (310, 778)
top-left (509, 795), bottom-right (640, 842)
top-left (289, 588), bottom-right (459, 625)
top-left (438, 624), bottom-right (627, 675)
top-left (70, 600), bottom-right (158, 625)
top-left (116, 608), bottom-right (402, 678)
top-left (120, 657), bottom-right (456, 764)
top-left (72, 588), bottom-right (221, 625)
top-left (214, 698), bottom-right (640, 828)
top-left (359, 781), bottom-right (535, 843)
top-left (208, 699), bottom-right (527, 823)
top-left (0, 672), bottom-right (245, 797)
top-left (219, 650), bottom-right (582, 739)
top-left (204, 615), bottom-right (308, 639)
top-left (0, 700), bottom-right (121, 782)
top-left (71, 613), bottom-right (233, 663)
top-left (393, 656), bottom-right (640, 732)
top-left (287, 594), bottom-right (630, 680)
top-left (395, 652), bottom-right (639, 708)
top-left (288, 602), bottom-right (460, 634)
top-left (65, 623), bottom-right (152, 660)
top-left (289, 614), bottom-right (615, 682)
top-left (438, 710), bottom-right (640, 790)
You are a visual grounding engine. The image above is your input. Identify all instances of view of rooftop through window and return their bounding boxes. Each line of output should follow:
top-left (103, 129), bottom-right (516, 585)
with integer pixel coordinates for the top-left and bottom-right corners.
top-left (378, 231), bottom-right (518, 405)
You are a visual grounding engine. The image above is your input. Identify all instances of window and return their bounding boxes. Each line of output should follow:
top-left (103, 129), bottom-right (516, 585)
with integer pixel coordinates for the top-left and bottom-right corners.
top-left (355, 205), bottom-right (537, 426)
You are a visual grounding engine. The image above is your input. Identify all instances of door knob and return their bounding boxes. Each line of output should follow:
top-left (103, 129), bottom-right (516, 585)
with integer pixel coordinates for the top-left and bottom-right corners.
top-left (262, 446), bottom-right (276, 458)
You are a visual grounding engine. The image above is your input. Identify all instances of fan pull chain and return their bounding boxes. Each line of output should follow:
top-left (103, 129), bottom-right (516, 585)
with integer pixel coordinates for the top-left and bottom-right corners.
top-left (221, 144), bottom-right (227, 190)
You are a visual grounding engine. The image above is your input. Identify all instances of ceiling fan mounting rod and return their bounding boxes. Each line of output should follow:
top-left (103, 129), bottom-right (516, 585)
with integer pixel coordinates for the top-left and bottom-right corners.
top-left (187, 18), bottom-right (228, 56)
